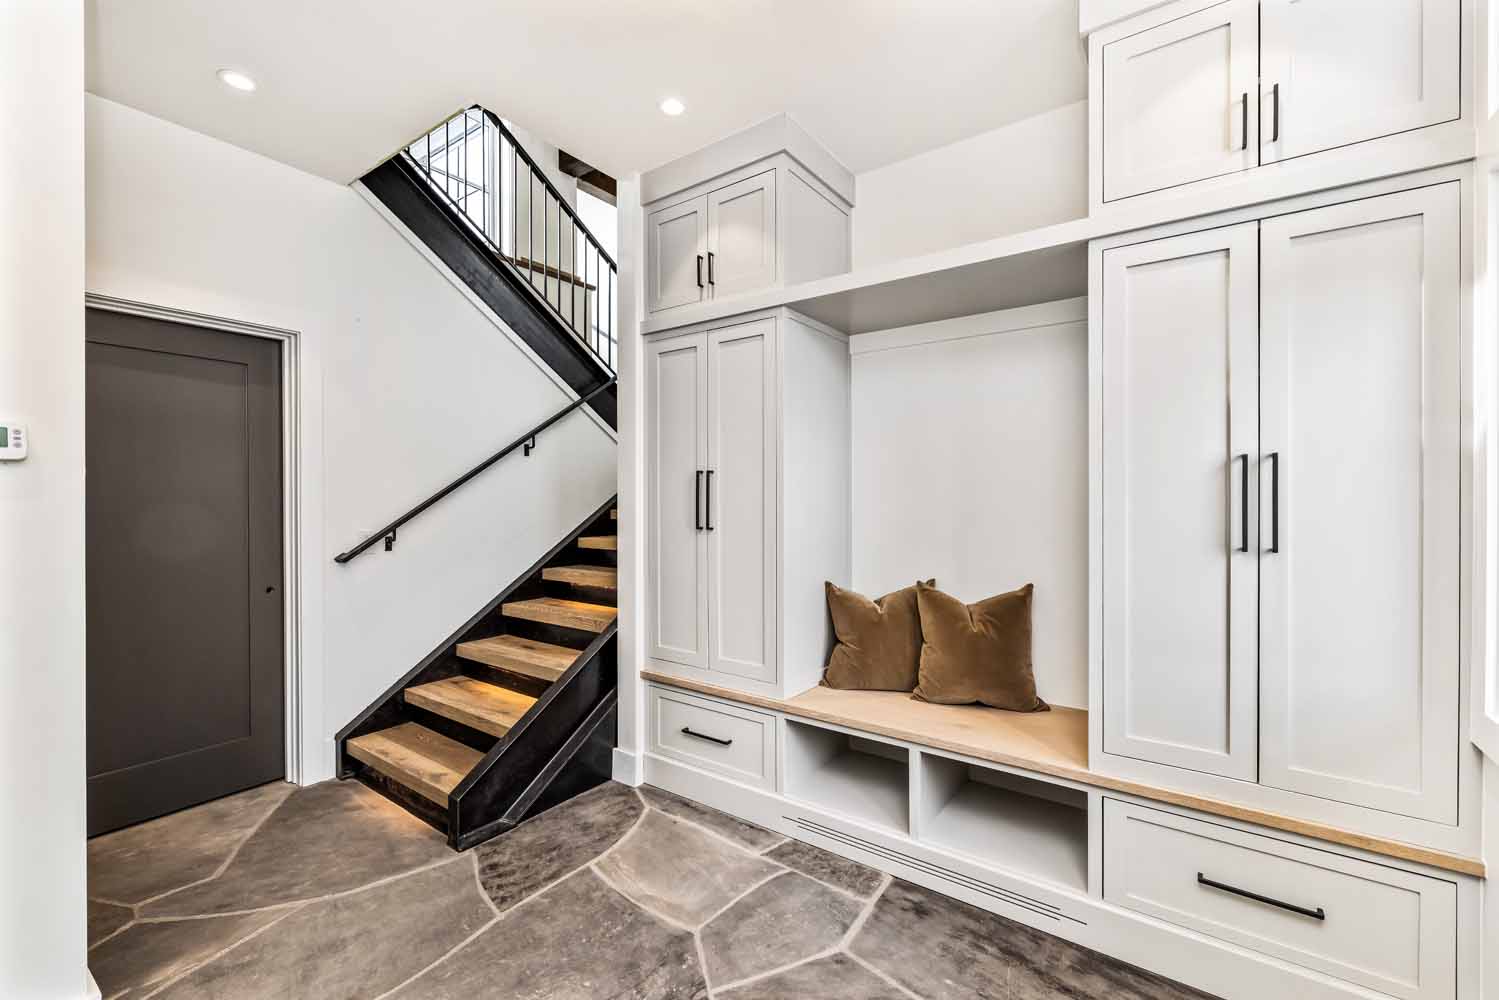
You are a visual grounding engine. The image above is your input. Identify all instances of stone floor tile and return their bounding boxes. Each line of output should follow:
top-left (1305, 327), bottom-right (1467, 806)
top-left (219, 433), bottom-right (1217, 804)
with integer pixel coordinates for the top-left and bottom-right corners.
top-left (142, 781), bottom-right (449, 917)
top-left (639, 784), bottom-right (781, 851)
top-left (389, 868), bottom-right (706, 1000)
top-left (699, 872), bottom-right (862, 986)
top-left (850, 879), bottom-right (1011, 999)
top-left (763, 838), bottom-right (885, 898)
top-left (88, 908), bottom-right (288, 997)
top-left (87, 898), bottom-right (133, 947)
top-left (87, 782), bottom-right (293, 904)
top-left (594, 810), bottom-right (781, 927)
top-left (151, 856), bottom-right (493, 1000)
top-left (718, 954), bottom-right (909, 1000)
top-left (476, 780), bottom-right (642, 913)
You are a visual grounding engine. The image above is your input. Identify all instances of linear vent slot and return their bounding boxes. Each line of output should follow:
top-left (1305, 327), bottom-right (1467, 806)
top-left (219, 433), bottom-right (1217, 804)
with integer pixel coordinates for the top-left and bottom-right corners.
top-left (788, 816), bottom-right (1085, 927)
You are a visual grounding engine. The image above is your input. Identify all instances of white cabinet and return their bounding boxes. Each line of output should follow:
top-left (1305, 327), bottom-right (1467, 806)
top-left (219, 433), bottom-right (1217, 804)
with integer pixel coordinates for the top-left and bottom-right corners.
top-left (1259, 0), bottom-right (1460, 164)
top-left (1091, 0), bottom-right (1464, 209)
top-left (706, 319), bottom-right (778, 684)
top-left (1095, 180), bottom-right (1464, 829)
top-left (646, 197), bottom-right (709, 313)
top-left (706, 171), bottom-right (778, 299)
top-left (1100, 222), bottom-right (1259, 780)
top-left (645, 310), bottom-right (850, 696)
top-left (1257, 184), bottom-right (1461, 824)
top-left (645, 333), bottom-right (709, 669)
top-left (644, 160), bottom-right (850, 316)
top-left (1100, 0), bottom-right (1259, 202)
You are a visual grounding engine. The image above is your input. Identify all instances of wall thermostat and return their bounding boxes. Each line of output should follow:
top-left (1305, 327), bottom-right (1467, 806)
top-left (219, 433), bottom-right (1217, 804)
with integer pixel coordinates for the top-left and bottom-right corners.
top-left (0, 423), bottom-right (27, 461)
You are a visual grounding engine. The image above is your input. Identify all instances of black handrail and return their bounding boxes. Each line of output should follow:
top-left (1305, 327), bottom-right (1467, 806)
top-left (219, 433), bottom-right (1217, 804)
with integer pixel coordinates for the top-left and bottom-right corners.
top-left (402, 105), bottom-right (617, 373)
top-left (333, 378), bottom-right (616, 564)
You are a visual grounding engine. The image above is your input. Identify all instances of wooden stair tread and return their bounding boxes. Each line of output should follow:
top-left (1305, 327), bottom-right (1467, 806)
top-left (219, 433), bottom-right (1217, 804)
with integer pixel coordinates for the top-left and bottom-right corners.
top-left (456, 634), bottom-right (577, 682)
top-left (347, 722), bottom-right (481, 805)
top-left (406, 676), bottom-right (538, 738)
top-left (543, 564), bottom-right (618, 588)
top-left (610, 509), bottom-right (617, 519)
top-left (503, 596), bottom-right (617, 633)
top-left (578, 535), bottom-right (617, 550)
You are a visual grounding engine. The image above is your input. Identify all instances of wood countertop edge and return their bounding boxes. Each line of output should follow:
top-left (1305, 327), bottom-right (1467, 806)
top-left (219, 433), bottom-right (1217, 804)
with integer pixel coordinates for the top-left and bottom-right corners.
top-left (640, 671), bottom-right (1485, 879)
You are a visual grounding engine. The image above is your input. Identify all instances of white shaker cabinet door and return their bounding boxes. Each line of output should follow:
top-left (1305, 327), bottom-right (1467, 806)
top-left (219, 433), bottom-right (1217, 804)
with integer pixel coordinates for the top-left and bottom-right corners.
top-left (706, 170), bottom-right (777, 299)
top-left (645, 333), bottom-right (710, 669)
top-left (646, 196), bottom-right (708, 314)
top-left (1101, 0), bottom-right (1259, 202)
top-left (1259, 0), bottom-right (1460, 165)
top-left (1258, 183), bottom-right (1462, 824)
top-left (706, 318), bottom-right (778, 685)
top-left (1101, 222), bottom-right (1260, 780)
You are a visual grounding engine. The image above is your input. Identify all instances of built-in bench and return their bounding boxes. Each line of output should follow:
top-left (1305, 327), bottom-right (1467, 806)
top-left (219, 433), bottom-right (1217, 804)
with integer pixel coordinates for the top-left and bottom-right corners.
top-left (641, 671), bottom-right (1484, 878)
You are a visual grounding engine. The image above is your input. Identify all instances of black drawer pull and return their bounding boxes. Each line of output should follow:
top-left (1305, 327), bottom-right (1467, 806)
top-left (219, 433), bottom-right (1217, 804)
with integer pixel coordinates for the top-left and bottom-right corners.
top-left (1197, 873), bottom-right (1324, 921)
top-left (681, 727), bottom-right (732, 747)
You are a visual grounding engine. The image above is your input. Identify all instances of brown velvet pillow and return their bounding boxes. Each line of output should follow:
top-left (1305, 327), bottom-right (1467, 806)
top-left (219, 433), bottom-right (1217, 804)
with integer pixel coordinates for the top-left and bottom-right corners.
top-left (912, 582), bottom-right (1048, 712)
top-left (821, 580), bottom-right (933, 691)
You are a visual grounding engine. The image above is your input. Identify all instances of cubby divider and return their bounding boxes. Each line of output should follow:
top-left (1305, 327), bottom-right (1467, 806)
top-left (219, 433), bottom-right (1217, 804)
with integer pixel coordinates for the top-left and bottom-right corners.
top-left (914, 751), bottom-right (1088, 892)
top-left (783, 719), bottom-right (910, 834)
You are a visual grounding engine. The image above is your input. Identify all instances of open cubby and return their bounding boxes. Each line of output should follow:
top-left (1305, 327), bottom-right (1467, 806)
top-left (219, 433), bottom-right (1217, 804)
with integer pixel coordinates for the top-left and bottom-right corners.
top-left (916, 753), bottom-right (1088, 892)
top-left (784, 719), bottom-right (909, 834)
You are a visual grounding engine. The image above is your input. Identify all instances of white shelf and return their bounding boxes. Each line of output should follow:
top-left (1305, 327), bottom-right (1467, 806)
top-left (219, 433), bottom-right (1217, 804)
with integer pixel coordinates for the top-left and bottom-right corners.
top-left (918, 755), bottom-right (1088, 892)
top-left (784, 720), bottom-right (909, 834)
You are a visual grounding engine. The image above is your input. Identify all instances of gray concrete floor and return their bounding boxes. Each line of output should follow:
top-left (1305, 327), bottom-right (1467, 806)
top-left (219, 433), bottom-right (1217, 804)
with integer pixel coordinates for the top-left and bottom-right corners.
top-left (87, 779), bottom-right (1216, 999)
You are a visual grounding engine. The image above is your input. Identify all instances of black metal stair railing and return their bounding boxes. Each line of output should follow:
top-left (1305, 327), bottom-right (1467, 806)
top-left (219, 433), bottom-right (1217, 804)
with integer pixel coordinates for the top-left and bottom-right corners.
top-left (404, 106), bottom-right (617, 374)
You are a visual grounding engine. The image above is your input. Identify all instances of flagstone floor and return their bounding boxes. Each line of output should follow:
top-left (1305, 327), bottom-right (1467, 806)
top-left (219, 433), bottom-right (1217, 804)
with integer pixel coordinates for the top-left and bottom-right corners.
top-left (87, 779), bottom-right (1216, 999)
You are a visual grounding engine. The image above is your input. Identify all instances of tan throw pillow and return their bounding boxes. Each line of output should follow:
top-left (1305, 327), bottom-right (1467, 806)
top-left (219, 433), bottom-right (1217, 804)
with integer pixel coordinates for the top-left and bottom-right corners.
top-left (821, 580), bottom-right (933, 691)
top-left (912, 582), bottom-right (1048, 712)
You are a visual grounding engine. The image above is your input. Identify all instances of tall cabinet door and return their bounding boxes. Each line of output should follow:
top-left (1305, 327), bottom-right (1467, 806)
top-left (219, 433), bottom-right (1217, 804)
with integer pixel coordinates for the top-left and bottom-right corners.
top-left (706, 170), bottom-right (777, 299)
top-left (646, 196), bottom-right (708, 313)
top-left (1100, 0), bottom-right (1259, 202)
top-left (1259, 184), bottom-right (1461, 823)
top-left (1260, 0), bottom-right (1460, 165)
top-left (646, 333), bottom-right (709, 669)
top-left (706, 318), bottom-right (778, 684)
top-left (1101, 222), bottom-right (1260, 779)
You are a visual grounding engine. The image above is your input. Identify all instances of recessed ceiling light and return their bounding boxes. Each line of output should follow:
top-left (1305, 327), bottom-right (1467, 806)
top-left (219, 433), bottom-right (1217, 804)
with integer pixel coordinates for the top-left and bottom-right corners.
top-left (217, 69), bottom-right (257, 93)
top-left (659, 97), bottom-right (686, 117)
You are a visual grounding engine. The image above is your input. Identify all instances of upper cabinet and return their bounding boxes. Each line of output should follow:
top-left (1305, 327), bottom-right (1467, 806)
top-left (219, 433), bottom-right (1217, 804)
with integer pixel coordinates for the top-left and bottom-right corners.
top-left (1089, 0), bottom-right (1466, 212)
top-left (1100, 0), bottom-right (1259, 202)
top-left (641, 115), bottom-right (855, 319)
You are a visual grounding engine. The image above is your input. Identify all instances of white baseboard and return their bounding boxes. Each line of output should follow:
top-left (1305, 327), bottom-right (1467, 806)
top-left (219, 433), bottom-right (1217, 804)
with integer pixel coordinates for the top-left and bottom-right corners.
top-left (612, 748), bottom-right (642, 786)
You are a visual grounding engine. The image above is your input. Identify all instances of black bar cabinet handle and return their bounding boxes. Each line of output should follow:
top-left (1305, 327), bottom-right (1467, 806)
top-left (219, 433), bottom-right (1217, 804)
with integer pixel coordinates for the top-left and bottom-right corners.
top-left (1236, 454), bottom-right (1249, 553)
top-left (707, 251), bottom-right (716, 285)
top-left (696, 254), bottom-right (704, 289)
top-left (681, 727), bottom-right (732, 747)
top-left (1198, 873), bottom-right (1324, 921)
top-left (695, 470), bottom-right (704, 531)
top-left (1271, 83), bottom-right (1281, 142)
top-left (1268, 452), bottom-right (1280, 553)
top-left (1240, 93), bottom-right (1249, 151)
top-left (705, 470), bottom-right (714, 531)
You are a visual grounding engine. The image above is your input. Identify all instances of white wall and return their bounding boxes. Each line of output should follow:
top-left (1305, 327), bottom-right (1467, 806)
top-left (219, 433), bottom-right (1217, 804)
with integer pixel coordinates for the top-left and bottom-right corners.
top-left (1, 5), bottom-right (89, 998)
top-left (86, 96), bottom-right (617, 784)
top-left (850, 299), bottom-right (1088, 709)
top-left (852, 101), bottom-right (1088, 269)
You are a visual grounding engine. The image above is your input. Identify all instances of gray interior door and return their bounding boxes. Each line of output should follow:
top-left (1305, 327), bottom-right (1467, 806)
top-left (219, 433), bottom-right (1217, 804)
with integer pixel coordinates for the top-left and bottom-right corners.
top-left (86, 308), bottom-right (285, 836)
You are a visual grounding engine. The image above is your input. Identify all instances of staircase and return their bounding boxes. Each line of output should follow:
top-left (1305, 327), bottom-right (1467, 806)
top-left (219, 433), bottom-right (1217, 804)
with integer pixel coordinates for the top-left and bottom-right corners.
top-left (336, 500), bottom-right (619, 849)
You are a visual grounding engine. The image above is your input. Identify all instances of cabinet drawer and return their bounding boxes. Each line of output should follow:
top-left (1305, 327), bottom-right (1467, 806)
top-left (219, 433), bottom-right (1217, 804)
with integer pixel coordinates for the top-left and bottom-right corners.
top-left (1103, 800), bottom-right (1456, 1000)
top-left (648, 686), bottom-right (776, 789)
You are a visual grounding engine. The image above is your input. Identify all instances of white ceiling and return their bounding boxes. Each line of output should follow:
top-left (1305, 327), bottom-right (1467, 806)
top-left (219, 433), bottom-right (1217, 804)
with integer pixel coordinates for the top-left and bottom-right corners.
top-left (86, 1), bottom-right (1086, 185)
